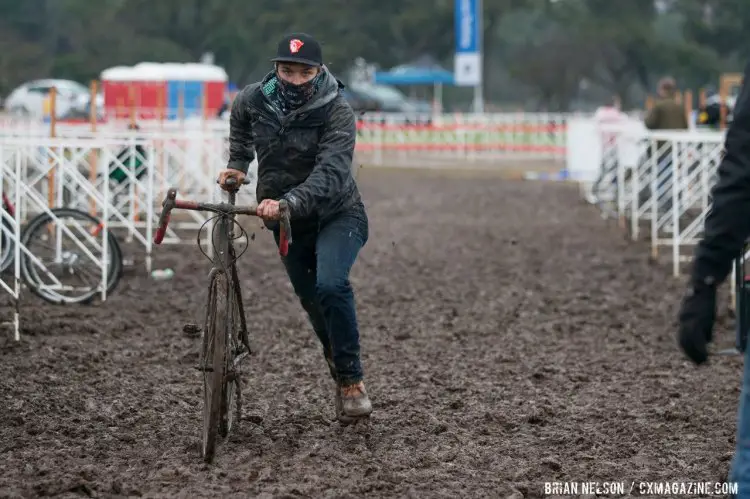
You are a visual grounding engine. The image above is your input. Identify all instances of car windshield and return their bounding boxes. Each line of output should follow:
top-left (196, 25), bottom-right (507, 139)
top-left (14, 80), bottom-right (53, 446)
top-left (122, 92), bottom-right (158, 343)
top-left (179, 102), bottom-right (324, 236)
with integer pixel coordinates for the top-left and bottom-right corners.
top-left (55, 81), bottom-right (89, 95)
top-left (26, 86), bottom-right (51, 95)
top-left (28, 80), bottom-right (89, 95)
top-left (351, 83), bottom-right (408, 105)
top-left (64, 82), bottom-right (89, 93)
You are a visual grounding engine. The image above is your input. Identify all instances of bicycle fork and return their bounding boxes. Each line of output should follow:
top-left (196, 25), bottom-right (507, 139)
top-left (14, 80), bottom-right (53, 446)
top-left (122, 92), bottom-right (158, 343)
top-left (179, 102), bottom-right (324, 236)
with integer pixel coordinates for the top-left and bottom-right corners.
top-left (187, 214), bottom-right (252, 372)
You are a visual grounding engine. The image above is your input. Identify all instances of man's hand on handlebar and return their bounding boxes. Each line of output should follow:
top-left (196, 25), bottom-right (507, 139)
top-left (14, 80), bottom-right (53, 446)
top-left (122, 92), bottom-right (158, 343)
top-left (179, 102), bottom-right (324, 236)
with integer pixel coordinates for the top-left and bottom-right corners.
top-left (217, 168), bottom-right (246, 191)
top-left (153, 185), bottom-right (292, 255)
top-left (257, 199), bottom-right (283, 221)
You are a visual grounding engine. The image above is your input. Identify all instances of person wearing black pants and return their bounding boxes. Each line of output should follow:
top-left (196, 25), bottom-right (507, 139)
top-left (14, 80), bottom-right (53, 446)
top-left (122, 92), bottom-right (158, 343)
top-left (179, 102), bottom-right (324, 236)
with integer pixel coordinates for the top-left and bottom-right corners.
top-left (217, 33), bottom-right (372, 424)
top-left (678, 61), bottom-right (750, 497)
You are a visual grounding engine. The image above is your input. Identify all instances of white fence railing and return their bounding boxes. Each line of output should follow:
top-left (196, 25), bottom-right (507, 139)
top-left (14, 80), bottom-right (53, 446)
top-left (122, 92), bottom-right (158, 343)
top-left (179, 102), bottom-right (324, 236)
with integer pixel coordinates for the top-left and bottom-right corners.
top-left (0, 138), bottom-right (121, 340)
top-left (0, 131), bottom-right (235, 340)
top-left (566, 116), bottom-right (737, 286)
top-left (5, 111), bottom-right (664, 340)
top-left (1, 112), bottom-right (577, 167)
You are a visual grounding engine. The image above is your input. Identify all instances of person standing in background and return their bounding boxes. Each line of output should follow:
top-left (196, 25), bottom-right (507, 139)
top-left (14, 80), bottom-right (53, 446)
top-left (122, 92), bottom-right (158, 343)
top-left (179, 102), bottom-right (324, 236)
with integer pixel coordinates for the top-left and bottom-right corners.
top-left (645, 77), bottom-right (689, 131)
top-left (643, 77), bottom-right (689, 224)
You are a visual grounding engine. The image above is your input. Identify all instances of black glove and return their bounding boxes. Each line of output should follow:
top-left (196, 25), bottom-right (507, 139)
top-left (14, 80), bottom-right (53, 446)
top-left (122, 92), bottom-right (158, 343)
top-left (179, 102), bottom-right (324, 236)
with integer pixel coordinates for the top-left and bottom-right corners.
top-left (677, 278), bottom-right (717, 365)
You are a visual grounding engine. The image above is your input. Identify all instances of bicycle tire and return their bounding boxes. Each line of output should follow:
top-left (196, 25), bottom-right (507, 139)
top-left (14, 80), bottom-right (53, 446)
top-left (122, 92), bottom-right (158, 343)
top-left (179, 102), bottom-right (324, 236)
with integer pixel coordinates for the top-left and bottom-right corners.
top-left (218, 264), bottom-right (241, 439)
top-left (20, 208), bottom-right (123, 305)
top-left (0, 215), bottom-right (15, 274)
top-left (21, 209), bottom-right (123, 304)
top-left (202, 270), bottom-right (229, 463)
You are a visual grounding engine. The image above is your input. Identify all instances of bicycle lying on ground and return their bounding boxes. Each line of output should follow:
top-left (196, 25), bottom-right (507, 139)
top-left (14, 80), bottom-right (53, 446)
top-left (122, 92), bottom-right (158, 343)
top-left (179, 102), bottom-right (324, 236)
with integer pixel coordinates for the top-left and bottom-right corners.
top-left (153, 177), bottom-right (292, 463)
top-left (0, 192), bottom-right (124, 304)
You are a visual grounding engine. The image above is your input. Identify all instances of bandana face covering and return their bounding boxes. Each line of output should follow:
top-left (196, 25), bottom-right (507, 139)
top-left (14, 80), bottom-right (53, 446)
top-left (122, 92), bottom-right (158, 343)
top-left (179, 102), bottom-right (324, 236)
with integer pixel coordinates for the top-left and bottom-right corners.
top-left (277, 71), bottom-right (322, 110)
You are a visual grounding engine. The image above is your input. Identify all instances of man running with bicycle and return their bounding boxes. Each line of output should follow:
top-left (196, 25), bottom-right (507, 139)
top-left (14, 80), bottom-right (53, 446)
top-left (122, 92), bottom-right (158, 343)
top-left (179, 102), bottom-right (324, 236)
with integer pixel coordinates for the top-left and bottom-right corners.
top-left (216, 33), bottom-right (371, 424)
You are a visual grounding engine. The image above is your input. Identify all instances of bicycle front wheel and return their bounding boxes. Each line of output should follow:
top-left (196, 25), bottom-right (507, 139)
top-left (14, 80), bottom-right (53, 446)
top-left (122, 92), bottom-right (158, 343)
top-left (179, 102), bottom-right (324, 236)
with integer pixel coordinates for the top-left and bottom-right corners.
top-left (19, 208), bottom-right (123, 305)
top-left (218, 266), bottom-right (242, 439)
top-left (201, 270), bottom-right (229, 463)
top-left (0, 215), bottom-right (15, 274)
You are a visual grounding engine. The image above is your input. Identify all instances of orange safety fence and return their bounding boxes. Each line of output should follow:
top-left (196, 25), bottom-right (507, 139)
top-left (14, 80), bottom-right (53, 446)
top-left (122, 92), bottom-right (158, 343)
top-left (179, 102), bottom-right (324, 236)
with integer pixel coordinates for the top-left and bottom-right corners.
top-left (355, 143), bottom-right (565, 153)
top-left (355, 121), bottom-right (567, 133)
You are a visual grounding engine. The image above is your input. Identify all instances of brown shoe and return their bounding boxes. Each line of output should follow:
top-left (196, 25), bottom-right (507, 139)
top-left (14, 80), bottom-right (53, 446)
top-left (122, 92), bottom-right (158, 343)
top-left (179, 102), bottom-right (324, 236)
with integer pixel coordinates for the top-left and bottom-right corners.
top-left (335, 381), bottom-right (372, 424)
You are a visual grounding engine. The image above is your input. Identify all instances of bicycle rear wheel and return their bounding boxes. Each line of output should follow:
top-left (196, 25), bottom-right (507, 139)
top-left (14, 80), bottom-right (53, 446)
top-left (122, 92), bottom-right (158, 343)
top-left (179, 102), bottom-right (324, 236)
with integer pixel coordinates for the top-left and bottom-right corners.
top-left (201, 270), bottom-right (229, 463)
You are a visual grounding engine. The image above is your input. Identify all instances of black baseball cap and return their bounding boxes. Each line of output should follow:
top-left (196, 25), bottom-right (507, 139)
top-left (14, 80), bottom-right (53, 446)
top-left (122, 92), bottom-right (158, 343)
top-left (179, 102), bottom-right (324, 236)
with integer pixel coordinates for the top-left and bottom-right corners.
top-left (271, 33), bottom-right (323, 67)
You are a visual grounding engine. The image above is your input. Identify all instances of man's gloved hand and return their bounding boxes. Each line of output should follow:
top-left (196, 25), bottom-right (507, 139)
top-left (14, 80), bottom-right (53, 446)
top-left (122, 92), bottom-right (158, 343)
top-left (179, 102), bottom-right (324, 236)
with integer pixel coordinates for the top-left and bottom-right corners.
top-left (677, 278), bottom-right (718, 365)
top-left (217, 168), bottom-right (246, 192)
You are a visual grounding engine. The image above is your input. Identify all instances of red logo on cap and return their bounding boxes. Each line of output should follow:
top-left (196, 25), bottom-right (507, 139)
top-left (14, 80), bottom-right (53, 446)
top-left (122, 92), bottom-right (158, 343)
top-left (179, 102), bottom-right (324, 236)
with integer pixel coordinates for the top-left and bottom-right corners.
top-left (289, 39), bottom-right (304, 54)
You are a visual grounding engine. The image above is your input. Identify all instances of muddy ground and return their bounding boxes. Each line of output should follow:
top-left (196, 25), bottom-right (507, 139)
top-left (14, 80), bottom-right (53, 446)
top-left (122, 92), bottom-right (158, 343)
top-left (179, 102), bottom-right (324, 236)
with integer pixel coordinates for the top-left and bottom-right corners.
top-left (0, 168), bottom-right (743, 498)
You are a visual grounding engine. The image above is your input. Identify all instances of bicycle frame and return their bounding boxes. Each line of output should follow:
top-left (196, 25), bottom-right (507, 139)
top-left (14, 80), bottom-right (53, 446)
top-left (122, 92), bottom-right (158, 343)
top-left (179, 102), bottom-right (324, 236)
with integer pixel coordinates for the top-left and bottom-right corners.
top-left (154, 184), bottom-right (292, 355)
top-left (212, 188), bottom-right (252, 360)
top-left (154, 183), bottom-right (292, 462)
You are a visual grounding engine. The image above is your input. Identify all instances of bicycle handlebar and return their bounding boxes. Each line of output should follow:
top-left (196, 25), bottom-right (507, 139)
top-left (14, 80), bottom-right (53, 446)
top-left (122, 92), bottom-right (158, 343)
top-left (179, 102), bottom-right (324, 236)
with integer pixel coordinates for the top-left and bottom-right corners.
top-left (153, 180), bottom-right (292, 257)
top-left (153, 189), bottom-right (178, 245)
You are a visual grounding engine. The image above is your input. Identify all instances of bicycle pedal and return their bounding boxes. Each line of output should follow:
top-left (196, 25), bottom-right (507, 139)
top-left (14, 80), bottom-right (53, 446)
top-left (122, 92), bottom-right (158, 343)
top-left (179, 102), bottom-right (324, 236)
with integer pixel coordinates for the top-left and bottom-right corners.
top-left (183, 323), bottom-right (202, 337)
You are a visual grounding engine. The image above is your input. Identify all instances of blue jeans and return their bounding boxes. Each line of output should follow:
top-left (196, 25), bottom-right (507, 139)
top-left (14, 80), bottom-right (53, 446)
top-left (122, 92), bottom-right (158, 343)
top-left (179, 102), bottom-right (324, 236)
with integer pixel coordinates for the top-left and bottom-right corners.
top-left (272, 206), bottom-right (368, 385)
top-left (731, 345), bottom-right (750, 497)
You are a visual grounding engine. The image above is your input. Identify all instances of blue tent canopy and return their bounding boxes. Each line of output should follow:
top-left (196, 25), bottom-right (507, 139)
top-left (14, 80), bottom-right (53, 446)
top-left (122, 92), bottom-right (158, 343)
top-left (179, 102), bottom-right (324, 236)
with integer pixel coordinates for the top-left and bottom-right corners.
top-left (374, 65), bottom-right (455, 85)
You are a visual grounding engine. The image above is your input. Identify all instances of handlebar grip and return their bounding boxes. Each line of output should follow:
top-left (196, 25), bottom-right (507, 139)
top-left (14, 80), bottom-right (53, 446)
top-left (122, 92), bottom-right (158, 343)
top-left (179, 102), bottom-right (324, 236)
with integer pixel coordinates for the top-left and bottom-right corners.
top-left (154, 188), bottom-right (177, 245)
top-left (278, 199), bottom-right (292, 257)
top-left (217, 174), bottom-right (252, 188)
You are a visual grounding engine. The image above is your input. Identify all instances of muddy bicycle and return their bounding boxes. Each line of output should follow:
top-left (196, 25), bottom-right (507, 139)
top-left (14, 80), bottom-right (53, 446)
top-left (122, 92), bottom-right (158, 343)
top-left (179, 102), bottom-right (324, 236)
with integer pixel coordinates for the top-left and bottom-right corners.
top-left (153, 177), bottom-right (291, 463)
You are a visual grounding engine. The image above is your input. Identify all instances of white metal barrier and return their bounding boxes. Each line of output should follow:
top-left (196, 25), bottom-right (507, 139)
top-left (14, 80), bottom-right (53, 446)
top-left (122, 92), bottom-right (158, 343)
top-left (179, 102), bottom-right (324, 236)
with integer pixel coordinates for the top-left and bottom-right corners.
top-left (0, 136), bottom-right (161, 266)
top-left (2, 110), bottom-right (679, 340)
top-left (0, 127), bottom-right (243, 341)
top-left (567, 116), bottom-right (726, 277)
top-left (67, 129), bottom-right (225, 246)
top-left (0, 139), bottom-right (118, 340)
top-left (2, 127), bottom-right (238, 248)
top-left (2, 112), bottom-right (574, 167)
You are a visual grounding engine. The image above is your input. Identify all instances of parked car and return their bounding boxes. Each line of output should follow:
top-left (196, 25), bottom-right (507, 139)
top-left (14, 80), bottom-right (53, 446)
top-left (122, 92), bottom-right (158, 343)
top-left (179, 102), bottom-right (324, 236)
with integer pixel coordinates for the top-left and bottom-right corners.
top-left (349, 82), bottom-right (432, 124)
top-left (410, 99), bottom-right (433, 113)
top-left (349, 82), bottom-right (414, 112)
top-left (4, 79), bottom-right (103, 119)
top-left (342, 87), bottom-right (381, 113)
